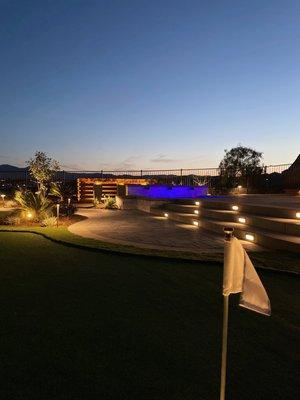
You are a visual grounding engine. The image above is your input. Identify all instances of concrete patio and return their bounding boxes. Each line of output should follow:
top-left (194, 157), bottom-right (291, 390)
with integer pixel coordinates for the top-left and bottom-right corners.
top-left (68, 208), bottom-right (261, 254)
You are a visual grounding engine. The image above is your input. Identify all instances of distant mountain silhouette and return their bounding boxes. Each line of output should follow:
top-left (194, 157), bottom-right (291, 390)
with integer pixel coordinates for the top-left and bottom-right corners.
top-left (0, 164), bottom-right (27, 171)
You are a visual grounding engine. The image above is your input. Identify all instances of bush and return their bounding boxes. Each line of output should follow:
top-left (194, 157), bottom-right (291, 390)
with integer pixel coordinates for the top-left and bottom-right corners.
top-left (50, 182), bottom-right (76, 203)
top-left (41, 216), bottom-right (57, 227)
top-left (3, 199), bottom-right (18, 208)
top-left (14, 190), bottom-right (54, 221)
top-left (4, 216), bottom-right (21, 226)
top-left (94, 198), bottom-right (101, 208)
top-left (103, 196), bottom-right (118, 209)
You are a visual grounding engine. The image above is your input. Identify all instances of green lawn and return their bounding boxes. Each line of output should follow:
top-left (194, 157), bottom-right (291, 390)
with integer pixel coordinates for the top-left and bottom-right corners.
top-left (0, 232), bottom-right (299, 400)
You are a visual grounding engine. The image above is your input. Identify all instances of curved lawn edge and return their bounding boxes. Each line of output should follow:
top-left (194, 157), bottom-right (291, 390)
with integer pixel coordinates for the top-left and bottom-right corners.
top-left (0, 226), bottom-right (223, 264)
top-left (0, 226), bottom-right (299, 275)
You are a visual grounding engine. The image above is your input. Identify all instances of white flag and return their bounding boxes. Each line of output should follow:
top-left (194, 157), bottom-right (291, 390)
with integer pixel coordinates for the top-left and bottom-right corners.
top-left (223, 237), bottom-right (271, 316)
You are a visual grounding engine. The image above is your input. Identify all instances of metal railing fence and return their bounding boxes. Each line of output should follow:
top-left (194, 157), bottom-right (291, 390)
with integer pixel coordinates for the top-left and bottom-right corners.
top-left (0, 163), bottom-right (292, 189)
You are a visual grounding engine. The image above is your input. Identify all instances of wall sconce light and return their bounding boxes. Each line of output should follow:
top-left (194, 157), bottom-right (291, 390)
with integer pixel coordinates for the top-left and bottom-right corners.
top-left (194, 210), bottom-right (199, 215)
top-left (232, 205), bottom-right (239, 211)
top-left (164, 213), bottom-right (169, 218)
top-left (238, 217), bottom-right (246, 223)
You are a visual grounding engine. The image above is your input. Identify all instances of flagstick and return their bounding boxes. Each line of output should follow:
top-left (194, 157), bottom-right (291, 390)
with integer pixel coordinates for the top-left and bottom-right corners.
top-left (220, 294), bottom-right (229, 400)
top-left (220, 227), bottom-right (234, 400)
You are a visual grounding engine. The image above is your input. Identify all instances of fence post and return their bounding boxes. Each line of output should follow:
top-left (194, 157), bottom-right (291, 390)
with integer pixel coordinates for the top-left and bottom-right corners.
top-left (180, 169), bottom-right (183, 185)
top-left (141, 170), bottom-right (143, 178)
top-left (101, 170), bottom-right (103, 179)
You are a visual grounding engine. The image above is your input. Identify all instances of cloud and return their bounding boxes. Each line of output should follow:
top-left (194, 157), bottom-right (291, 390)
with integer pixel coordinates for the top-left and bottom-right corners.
top-left (114, 156), bottom-right (141, 170)
top-left (97, 156), bottom-right (142, 171)
top-left (150, 154), bottom-right (177, 164)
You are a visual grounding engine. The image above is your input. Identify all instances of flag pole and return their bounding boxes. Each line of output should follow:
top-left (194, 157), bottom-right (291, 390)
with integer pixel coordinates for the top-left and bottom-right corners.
top-left (220, 227), bottom-right (234, 400)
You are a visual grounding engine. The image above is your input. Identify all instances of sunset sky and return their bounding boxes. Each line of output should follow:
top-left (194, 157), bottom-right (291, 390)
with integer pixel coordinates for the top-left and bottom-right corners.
top-left (1, 0), bottom-right (299, 170)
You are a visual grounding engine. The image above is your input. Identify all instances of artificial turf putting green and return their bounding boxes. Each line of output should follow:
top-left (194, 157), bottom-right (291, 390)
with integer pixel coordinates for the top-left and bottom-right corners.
top-left (0, 232), bottom-right (299, 400)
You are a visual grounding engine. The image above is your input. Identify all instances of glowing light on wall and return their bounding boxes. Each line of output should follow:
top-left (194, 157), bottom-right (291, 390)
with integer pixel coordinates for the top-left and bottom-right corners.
top-left (245, 234), bottom-right (254, 241)
top-left (296, 212), bottom-right (300, 218)
top-left (127, 185), bottom-right (208, 199)
top-left (195, 201), bottom-right (200, 206)
top-left (194, 210), bottom-right (199, 215)
top-left (238, 217), bottom-right (246, 223)
top-left (164, 213), bottom-right (169, 218)
top-left (193, 221), bottom-right (199, 226)
top-left (232, 205), bottom-right (239, 211)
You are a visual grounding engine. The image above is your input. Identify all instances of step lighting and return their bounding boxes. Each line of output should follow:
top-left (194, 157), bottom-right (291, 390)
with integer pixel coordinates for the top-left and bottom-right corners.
top-left (232, 205), bottom-right (239, 211)
top-left (195, 201), bottom-right (200, 206)
top-left (164, 213), bottom-right (169, 218)
top-left (238, 217), bottom-right (246, 223)
top-left (296, 212), bottom-right (300, 219)
top-left (245, 234), bottom-right (254, 242)
top-left (194, 210), bottom-right (199, 215)
top-left (193, 220), bottom-right (199, 227)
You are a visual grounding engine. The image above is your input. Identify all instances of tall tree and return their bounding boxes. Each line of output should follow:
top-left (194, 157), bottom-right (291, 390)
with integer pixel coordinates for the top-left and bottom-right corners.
top-left (219, 146), bottom-right (263, 189)
top-left (27, 151), bottom-right (60, 191)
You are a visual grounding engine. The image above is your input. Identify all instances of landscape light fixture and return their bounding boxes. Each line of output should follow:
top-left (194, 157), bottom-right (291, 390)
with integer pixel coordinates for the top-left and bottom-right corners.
top-left (27, 212), bottom-right (33, 219)
top-left (232, 205), bottom-right (239, 211)
top-left (223, 226), bottom-right (234, 241)
top-left (245, 234), bottom-right (254, 242)
top-left (0, 194), bottom-right (5, 207)
top-left (238, 217), bottom-right (246, 224)
top-left (68, 198), bottom-right (71, 207)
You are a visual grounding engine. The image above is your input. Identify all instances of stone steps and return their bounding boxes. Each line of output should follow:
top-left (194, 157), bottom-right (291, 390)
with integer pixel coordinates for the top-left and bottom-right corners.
top-left (150, 198), bottom-right (300, 253)
top-left (200, 208), bottom-right (300, 236)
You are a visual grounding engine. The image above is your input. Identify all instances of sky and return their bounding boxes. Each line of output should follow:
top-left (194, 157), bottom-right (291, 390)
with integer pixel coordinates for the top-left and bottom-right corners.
top-left (0, 0), bottom-right (299, 170)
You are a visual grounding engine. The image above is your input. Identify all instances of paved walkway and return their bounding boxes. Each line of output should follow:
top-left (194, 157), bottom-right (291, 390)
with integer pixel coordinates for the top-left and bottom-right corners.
top-left (69, 208), bottom-right (262, 254)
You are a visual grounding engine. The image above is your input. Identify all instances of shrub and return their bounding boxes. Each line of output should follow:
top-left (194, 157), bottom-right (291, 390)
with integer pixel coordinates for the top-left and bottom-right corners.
top-left (14, 190), bottom-right (54, 221)
top-left (94, 198), bottom-right (101, 208)
top-left (4, 216), bottom-right (21, 226)
top-left (50, 182), bottom-right (76, 203)
top-left (103, 196), bottom-right (118, 209)
top-left (41, 216), bottom-right (57, 227)
top-left (3, 199), bottom-right (18, 208)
